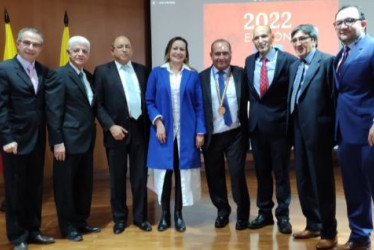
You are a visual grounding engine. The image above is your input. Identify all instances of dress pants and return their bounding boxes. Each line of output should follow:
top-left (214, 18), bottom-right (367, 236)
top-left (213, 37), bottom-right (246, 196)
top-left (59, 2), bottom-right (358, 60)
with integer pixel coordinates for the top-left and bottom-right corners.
top-left (53, 150), bottom-right (93, 235)
top-left (203, 128), bottom-right (249, 220)
top-left (106, 117), bottom-right (148, 224)
top-left (293, 112), bottom-right (337, 238)
top-left (2, 138), bottom-right (45, 244)
top-left (338, 142), bottom-right (374, 244)
top-left (161, 140), bottom-right (182, 211)
top-left (251, 131), bottom-right (291, 220)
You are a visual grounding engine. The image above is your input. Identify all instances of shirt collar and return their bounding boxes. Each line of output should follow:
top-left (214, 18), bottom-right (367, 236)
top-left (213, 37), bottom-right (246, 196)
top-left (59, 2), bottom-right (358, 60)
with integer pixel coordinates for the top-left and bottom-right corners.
top-left (16, 54), bottom-right (35, 71)
top-left (212, 65), bottom-right (230, 75)
top-left (161, 62), bottom-right (190, 73)
top-left (69, 62), bottom-right (84, 75)
top-left (258, 47), bottom-right (276, 61)
top-left (114, 60), bottom-right (133, 71)
top-left (303, 48), bottom-right (316, 65)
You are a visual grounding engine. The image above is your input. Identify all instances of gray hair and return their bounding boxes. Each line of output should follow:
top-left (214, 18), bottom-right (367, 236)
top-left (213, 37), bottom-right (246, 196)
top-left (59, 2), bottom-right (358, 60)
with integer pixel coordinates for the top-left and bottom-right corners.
top-left (17, 27), bottom-right (44, 45)
top-left (67, 36), bottom-right (90, 51)
top-left (291, 24), bottom-right (319, 47)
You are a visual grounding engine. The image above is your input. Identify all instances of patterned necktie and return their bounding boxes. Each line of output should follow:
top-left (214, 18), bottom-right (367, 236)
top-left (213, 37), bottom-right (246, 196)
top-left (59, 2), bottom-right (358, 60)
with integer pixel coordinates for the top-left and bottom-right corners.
top-left (337, 46), bottom-right (350, 76)
top-left (290, 61), bottom-right (305, 114)
top-left (27, 64), bottom-right (38, 93)
top-left (260, 56), bottom-right (269, 98)
top-left (78, 72), bottom-right (88, 97)
top-left (121, 65), bottom-right (141, 119)
top-left (218, 71), bottom-right (232, 126)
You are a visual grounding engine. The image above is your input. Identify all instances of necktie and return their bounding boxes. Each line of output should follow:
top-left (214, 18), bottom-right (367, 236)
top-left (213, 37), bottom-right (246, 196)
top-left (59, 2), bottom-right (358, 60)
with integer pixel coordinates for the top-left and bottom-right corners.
top-left (27, 64), bottom-right (38, 93)
top-left (290, 61), bottom-right (305, 114)
top-left (78, 72), bottom-right (88, 97)
top-left (337, 46), bottom-right (350, 76)
top-left (121, 65), bottom-right (141, 119)
top-left (260, 56), bottom-right (269, 98)
top-left (218, 71), bottom-right (232, 126)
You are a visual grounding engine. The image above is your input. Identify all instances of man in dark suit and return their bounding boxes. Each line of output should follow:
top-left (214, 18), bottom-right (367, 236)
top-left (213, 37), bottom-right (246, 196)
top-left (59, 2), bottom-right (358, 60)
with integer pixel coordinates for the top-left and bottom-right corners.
top-left (200, 39), bottom-right (250, 230)
top-left (0, 28), bottom-right (55, 250)
top-left (288, 24), bottom-right (337, 250)
top-left (333, 5), bottom-right (374, 250)
top-left (45, 36), bottom-right (100, 242)
top-left (243, 25), bottom-right (296, 234)
top-left (94, 35), bottom-right (151, 234)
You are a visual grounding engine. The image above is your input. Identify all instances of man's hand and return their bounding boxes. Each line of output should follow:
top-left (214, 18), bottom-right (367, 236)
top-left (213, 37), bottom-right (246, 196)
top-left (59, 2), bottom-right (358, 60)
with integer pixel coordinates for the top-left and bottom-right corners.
top-left (110, 125), bottom-right (128, 140)
top-left (3, 142), bottom-right (17, 154)
top-left (368, 123), bottom-right (374, 146)
top-left (54, 143), bottom-right (66, 161)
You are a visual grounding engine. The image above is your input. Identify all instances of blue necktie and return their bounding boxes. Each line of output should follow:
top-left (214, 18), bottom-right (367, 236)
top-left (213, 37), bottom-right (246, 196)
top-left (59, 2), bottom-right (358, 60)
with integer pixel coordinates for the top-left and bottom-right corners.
top-left (290, 61), bottom-right (305, 114)
top-left (121, 65), bottom-right (141, 119)
top-left (218, 71), bottom-right (232, 126)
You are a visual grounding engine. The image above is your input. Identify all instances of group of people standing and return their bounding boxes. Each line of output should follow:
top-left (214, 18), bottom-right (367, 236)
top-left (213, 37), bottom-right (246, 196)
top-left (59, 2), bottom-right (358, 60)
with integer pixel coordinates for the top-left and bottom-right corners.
top-left (0, 4), bottom-right (373, 250)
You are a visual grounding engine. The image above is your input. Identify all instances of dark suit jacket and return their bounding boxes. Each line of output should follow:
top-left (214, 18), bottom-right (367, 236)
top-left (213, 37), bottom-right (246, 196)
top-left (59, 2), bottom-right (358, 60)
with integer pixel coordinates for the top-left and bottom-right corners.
top-left (0, 56), bottom-right (49, 155)
top-left (45, 63), bottom-right (96, 154)
top-left (288, 50), bottom-right (335, 148)
top-left (94, 61), bottom-right (150, 148)
top-left (334, 35), bottom-right (374, 145)
top-left (244, 49), bottom-right (297, 137)
top-left (199, 65), bottom-right (248, 150)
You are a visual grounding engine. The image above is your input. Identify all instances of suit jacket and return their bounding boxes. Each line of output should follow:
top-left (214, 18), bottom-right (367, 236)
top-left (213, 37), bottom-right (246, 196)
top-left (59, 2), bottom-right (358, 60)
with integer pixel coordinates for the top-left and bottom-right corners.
top-left (94, 61), bottom-right (150, 148)
top-left (146, 66), bottom-right (206, 170)
top-left (199, 65), bottom-right (248, 150)
top-left (334, 35), bottom-right (374, 145)
top-left (0, 56), bottom-right (49, 155)
top-left (244, 48), bottom-right (297, 137)
top-left (45, 63), bottom-right (96, 154)
top-left (288, 50), bottom-right (335, 148)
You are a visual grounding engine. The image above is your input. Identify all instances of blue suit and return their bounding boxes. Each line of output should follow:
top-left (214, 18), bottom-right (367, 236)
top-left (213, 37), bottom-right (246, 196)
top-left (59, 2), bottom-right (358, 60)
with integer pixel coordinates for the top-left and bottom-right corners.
top-left (334, 35), bottom-right (374, 244)
top-left (146, 66), bottom-right (206, 170)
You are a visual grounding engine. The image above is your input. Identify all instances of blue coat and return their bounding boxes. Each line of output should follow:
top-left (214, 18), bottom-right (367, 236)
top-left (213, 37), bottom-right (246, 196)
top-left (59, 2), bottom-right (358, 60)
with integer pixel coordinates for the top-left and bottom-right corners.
top-left (334, 35), bottom-right (374, 144)
top-left (146, 66), bottom-right (206, 170)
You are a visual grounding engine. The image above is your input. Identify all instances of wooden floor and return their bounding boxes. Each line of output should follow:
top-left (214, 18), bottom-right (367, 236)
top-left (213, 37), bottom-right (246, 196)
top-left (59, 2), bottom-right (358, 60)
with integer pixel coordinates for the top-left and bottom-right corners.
top-left (0, 156), bottom-right (368, 250)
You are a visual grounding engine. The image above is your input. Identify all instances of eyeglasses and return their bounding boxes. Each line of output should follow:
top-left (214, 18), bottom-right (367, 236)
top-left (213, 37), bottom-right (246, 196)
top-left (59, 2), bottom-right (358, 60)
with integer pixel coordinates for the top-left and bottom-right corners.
top-left (20, 40), bottom-right (42, 48)
top-left (291, 36), bottom-right (311, 44)
top-left (333, 17), bottom-right (362, 28)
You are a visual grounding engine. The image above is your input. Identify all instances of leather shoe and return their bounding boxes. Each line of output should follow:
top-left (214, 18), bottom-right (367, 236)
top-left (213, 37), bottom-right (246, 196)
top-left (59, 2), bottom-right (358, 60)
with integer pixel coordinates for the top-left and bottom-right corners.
top-left (335, 241), bottom-right (371, 250)
top-left (65, 231), bottom-right (83, 241)
top-left (316, 237), bottom-right (337, 250)
top-left (235, 220), bottom-right (249, 230)
top-left (293, 229), bottom-right (320, 239)
top-left (113, 222), bottom-right (126, 234)
top-left (28, 233), bottom-right (55, 244)
top-left (174, 211), bottom-right (186, 232)
top-left (277, 218), bottom-right (292, 234)
top-left (78, 225), bottom-right (101, 234)
top-left (14, 242), bottom-right (28, 250)
top-left (248, 214), bottom-right (274, 229)
top-left (215, 215), bottom-right (229, 228)
top-left (134, 221), bottom-right (152, 232)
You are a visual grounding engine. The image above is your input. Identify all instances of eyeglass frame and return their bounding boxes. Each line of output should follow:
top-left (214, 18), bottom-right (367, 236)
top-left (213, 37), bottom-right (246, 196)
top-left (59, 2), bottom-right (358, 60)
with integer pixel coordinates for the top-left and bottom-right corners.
top-left (19, 40), bottom-right (43, 48)
top-left (333, 17), bottom-right (362, 28)
top-left (290, 36), bottom-right (311, 44)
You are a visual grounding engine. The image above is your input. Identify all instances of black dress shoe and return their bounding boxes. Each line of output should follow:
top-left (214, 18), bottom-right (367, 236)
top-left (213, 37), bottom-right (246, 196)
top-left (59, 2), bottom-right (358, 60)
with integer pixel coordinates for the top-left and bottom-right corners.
top-left (158, 211), bottom-right (171, 232)
top-left (78, 225), bottom-right (101, 233)
top-left (66, 231), bottom-right (83, 241)
top-left (28, 233), bottom-right (55, 244)
top-left (277, 218), bottom-right (292, 234)
top-left (248, 214), bottom-right (274, 229)
top-left (174, 211), bottom-right (186, 232)
top-left (14, 242), bottom-right (28, 250)
top-left (215, 215), bottom-right (229, 228)
top-left (236, 219), bottom-right (249, 230)
top-left (134, 221), bottom-right (152, 232)
top-left (113, 222), bottom-right (126, 234)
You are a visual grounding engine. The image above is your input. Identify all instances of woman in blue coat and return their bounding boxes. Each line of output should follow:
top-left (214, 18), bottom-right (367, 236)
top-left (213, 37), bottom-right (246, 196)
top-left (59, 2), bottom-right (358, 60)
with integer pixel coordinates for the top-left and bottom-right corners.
top-left (146, 36), bottom-right (206, 232)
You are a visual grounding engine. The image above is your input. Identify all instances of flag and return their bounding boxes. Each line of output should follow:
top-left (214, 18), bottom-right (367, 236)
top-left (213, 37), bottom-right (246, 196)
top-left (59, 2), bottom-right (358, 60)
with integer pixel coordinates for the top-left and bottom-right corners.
top-left (3, 8), bottom-right (17, 61)
top-left (59, 11), bottom-right (70, 66)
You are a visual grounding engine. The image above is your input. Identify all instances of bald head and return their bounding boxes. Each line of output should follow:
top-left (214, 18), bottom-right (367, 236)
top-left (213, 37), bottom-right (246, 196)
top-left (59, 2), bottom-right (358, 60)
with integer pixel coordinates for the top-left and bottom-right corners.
top-left (111, 35), bottom-right (133, 65)
top-left (252, 25), bottom-right (274, 56)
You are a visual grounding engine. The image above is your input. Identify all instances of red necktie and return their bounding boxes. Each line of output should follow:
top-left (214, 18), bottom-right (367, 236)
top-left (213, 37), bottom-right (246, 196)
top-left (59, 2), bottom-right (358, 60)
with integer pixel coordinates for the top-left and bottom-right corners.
top-left (260, 56), bottom-right (269, 98)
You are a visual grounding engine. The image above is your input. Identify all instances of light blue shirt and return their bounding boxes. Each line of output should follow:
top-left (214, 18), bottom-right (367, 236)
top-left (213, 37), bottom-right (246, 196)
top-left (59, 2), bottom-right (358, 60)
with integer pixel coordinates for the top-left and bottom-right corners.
top-left (254, 48), bottom-right (278, 95)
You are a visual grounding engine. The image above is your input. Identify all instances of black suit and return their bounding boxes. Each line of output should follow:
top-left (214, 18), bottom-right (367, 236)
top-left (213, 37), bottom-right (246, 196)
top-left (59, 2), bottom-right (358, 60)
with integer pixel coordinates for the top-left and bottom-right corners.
top-left (243, 49), bottom-right (296, 220)
top-left (0, 56), bottom-right (49, 244)
top-left (288, 50), bottom-right (336, 238)
top-left (200, 65), bottom-right (250, 221)
top-left (94, 61), bottom-right (149, 225)
top-left (45, 63), bottom-right (96, 235)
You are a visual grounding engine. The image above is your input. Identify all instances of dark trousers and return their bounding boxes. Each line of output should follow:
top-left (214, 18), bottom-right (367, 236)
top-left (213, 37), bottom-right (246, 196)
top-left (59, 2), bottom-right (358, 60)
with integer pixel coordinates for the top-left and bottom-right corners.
top-left (106, 118), bottom-right (148, 224)
top-left (338, 142), bottom-right (374, 244)
top-left (251, 131), bottom-right (291, 220)
top-left (3, 139), bottom-right (45, 245)
top-left (293, 113), bottom-right (336, 238)
top-left (53, 151), bottom-right (93, 235)
top-left (203, 128), bottom-right (250, 220)
top-left (161, 140), bottom-right (182, 212)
